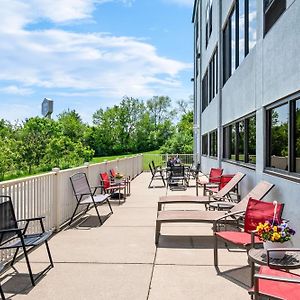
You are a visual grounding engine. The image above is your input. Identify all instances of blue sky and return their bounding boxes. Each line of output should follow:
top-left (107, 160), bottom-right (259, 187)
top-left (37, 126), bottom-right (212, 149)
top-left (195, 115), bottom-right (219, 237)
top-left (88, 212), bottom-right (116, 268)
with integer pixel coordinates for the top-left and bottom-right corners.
top-left (0, 0), bottom-right (194, 123)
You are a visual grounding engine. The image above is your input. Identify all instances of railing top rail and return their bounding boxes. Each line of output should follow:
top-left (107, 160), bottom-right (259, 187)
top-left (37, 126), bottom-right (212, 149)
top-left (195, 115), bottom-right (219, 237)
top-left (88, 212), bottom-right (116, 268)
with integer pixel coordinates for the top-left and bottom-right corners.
top-left (0, 172), bottom-right (55, 186)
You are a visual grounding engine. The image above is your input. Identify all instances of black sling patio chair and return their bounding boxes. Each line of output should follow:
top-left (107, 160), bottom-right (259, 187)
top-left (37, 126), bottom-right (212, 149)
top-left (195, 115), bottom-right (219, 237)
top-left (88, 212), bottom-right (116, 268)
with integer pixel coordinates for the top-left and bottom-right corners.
top-left (148, 163), bottom-right (166, 188)
top-left (0, 195), bottom-right (53, 287)
top-left (69, 172), bottom-right (113, 226)
top-left (167, 165), bottom-right (188, 191)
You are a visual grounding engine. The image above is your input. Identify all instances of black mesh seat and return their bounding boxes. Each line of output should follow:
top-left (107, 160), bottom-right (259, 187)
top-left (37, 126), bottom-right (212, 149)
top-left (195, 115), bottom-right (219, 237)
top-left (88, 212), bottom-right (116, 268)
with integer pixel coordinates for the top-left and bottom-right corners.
top-left (0, 195), bottom-right (54, 289)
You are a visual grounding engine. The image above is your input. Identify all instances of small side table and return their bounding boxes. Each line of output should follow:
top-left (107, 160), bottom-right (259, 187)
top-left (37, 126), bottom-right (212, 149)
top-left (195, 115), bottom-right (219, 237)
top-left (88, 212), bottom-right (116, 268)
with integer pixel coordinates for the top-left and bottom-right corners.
top-left (248, 248), bottom-right (300, 287)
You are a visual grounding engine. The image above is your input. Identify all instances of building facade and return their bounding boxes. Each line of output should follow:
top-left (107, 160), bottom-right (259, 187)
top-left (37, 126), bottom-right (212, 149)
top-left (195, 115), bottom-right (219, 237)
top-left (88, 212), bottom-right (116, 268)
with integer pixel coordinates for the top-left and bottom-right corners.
top-left (192, 0), bottom-right (300, 244)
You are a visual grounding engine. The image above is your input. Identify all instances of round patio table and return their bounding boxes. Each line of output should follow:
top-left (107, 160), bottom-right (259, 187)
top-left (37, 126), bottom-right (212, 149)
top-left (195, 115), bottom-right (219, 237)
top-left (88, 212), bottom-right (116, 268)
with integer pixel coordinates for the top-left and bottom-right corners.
top-left (248, 248), bottom-right (300, 287)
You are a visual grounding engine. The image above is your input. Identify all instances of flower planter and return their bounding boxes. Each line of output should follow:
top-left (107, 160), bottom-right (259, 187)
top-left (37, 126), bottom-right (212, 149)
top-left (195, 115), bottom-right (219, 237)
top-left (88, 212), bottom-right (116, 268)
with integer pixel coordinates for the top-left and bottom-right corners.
top-left (263, 240), bottom-right (292, 259)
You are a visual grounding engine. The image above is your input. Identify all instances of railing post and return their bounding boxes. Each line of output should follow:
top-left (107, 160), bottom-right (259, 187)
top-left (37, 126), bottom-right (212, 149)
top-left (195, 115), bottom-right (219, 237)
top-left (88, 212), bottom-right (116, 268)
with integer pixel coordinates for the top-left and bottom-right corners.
top-left (84, 162), bottom-right (90, 181)
top-left (52, 167), bottom-right (60, 231)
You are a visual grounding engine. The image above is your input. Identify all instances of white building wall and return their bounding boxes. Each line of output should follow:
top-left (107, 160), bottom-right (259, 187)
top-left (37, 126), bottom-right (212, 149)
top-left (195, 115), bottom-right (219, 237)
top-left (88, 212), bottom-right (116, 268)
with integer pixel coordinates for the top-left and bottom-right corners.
top-left (193, 0), bottom-right (300, 245)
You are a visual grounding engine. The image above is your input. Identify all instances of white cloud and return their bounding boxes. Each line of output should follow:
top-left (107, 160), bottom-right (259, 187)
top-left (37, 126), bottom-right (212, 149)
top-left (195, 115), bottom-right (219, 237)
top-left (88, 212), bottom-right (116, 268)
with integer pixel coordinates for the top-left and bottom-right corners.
top-left (0, 85), bottom-right (33, 96)
top-left (163, 0), bottom-right (194, 7)
top-left (0, 0), bottom-right (192, 122)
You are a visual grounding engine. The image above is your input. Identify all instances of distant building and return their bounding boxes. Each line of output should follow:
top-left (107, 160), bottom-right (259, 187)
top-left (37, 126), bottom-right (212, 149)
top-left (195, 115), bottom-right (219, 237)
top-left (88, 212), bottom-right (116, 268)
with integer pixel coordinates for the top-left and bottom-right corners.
top-left (192, 1), bottom-right (300, 243)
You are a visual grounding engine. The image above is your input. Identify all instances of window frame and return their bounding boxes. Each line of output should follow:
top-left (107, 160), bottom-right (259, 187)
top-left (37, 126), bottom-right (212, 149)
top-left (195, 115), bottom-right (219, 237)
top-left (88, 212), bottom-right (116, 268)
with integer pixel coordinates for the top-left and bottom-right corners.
top-left (209, 129), bottom-right (218, 158)
top-left (222, 112), bottom-right (256, 167)
top-left (265, 95), bottom-right (300, 177)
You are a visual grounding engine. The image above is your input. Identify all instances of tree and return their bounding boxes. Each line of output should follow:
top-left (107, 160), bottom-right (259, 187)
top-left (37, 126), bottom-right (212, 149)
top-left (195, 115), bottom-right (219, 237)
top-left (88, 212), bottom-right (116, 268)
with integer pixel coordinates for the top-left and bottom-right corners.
top-left (57, 109), bottom-right (86, 142)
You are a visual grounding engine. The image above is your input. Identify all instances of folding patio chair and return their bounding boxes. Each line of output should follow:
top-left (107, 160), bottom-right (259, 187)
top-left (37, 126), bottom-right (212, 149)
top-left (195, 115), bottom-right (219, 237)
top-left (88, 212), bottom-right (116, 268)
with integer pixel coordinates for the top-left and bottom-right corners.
top-left (167, 165), bottom-right (188, 191)
top-left (0, 195), bottom-right (53, 287)
top-left (157, 172), bottom-right (245, 211)
top-left (155, 181), bottom-right (274, 244)
top-left (251, 256), bottom-right (300, 300)
top-left (148, 163), bottom-right (165, 188)
top-left (213, 197), bottom-right (284, 269)
top-left (70, 172), bottom-right (113, 225)
top-left (196, 168), bottom-right (223, 196)
top-left (100, 172), bottom-right (127, 205)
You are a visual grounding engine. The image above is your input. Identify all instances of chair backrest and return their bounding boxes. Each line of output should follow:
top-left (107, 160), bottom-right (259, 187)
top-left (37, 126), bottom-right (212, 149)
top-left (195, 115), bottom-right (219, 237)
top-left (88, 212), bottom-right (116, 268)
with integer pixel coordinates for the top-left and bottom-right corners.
top-left (215, 172), bottom-right (246, 198)
top-left (244, 197), bottom-right (284, 233)
top-left (170, 165), bottom-right (185, 178)
top-left (209, 168), bottom-right (223, 183)
top-left (110, 169), bottom-right (116, 178)
top-left (70, 173), bottom-right (92, 200)
top-left (149, 163), bottom-right (155, 175)
top-left (219, 174), bottom-right (235, 190)
top-left (151, 160), bottom-right (156, 170)
top-left (100, 172), bottom-right (111, 189)
top-left (231, 181), bottom-right (275, 213)
top-left (0, 195), bottom-right (18, 244)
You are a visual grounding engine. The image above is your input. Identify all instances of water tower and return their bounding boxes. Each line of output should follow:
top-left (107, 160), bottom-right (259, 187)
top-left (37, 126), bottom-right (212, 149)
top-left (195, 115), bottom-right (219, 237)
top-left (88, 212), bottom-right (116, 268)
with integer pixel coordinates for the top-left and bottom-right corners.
top-left (41, 98), bottom-right (54, 119)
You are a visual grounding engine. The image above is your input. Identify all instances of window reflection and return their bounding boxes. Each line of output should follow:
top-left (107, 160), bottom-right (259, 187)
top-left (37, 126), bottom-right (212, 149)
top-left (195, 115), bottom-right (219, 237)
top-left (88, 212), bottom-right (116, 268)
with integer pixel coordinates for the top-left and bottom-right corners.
top-left (238, 121), bottom-right (245, 161)
top-left (248, 116), bottom-right (256, 164)
top-left (231, 8), bottom-right (236, 74)
top-left (239, 0), bottom-right (245, 64)
top-left (231, 125), bottom-right (236, 160)
top-left (296, 100), bottom-right (300, 172)
top-left (202, 134), bottom-right (208, 155)
top-left (249, 0), bottom-right (257, 51)
top-left (270, 104), bottom-right (289, 170)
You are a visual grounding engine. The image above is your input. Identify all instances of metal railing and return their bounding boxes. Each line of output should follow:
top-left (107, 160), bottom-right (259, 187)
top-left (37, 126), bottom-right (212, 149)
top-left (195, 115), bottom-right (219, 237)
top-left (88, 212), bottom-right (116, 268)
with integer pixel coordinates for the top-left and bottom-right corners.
top-left (0, 154), bottom-right (143, 261)
top-left (143, 154), bottom-right (195, 170)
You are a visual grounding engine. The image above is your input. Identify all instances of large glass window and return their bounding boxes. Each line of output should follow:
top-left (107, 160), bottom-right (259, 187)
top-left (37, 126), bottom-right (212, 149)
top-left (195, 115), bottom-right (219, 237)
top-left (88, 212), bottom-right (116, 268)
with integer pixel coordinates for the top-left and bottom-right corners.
top-left (267, 98), bottom-right (300, 175)
top-left (231, 8), bottom-right (236, 74)
top-left (223, 0), bottom-right (257, 85)
top-left (247, 115), bottom-right (256, 164)
top-left (237, 121), bottom-right (245, 161)
top-left (264, 0), bottom-right (286, 34)
top-left (209, 130), bottom-right (218, 157)
top-left (248, 0), bottom-right (257, 51)
top-left (239, 0), bottom-right (245, 64)
top-left (296, 100), bottom-right (300, 172)
top-left (202, 46), bottom-right (218, 111)
top-left (223, 114), bottom-right (256, 165)
top-left (269, 104), bottom-right (289, 171)
top-left (202, 134), bottom-right (208, 155)
top-left (206, 0), bottom-right (213, 47)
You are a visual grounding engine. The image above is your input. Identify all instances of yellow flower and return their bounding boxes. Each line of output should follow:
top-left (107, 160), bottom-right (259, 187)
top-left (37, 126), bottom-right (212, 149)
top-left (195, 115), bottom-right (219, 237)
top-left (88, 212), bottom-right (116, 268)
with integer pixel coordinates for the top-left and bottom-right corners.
top-left (273, 226), bottom-right (277, 232)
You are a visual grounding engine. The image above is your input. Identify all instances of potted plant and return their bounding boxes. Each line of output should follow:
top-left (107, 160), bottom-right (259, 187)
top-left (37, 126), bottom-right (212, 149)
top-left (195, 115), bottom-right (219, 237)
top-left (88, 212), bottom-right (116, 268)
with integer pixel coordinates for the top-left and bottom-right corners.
top-left (114, 172), bottom-right (124, 184)
top-left (256, 220), bottom-right (296, 259)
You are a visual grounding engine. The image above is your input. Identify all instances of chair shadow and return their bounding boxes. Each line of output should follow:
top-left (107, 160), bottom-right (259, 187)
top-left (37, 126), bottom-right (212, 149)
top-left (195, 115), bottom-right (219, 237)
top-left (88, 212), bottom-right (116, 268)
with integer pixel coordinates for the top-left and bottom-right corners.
top-left (1, 269), bottom-right (47, 297)
top-left (68, 213), bottom-right (112, 230)
top-left (158, 235), bottom-right (230, 249)
top-left (216, 265), bottom-right (252, 289)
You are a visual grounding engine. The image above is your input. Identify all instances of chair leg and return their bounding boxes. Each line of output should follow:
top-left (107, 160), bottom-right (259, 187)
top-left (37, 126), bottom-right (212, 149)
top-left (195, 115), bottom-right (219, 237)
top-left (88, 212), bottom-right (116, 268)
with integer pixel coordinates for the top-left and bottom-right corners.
top-left (214, 233), bottom-right (218, 268)
top-left (0, 284), bottom-right (5, 300)
top-left (45, 241), bottom-right (54, 268)
top-left (92, 201), bottom-right (103, 225)
top-left (148, 176), bottom-right (154, 188)
top-left (10, 247), bottom-right (20, 266)
top-left (84, 204), bottom-right (90, 214)
top-left (155, 221), bottom-right (161, 245)
top-left (69, 203), bottom-right (80, 226)
top-left (21, 244), bottom-right (35, 286)
top-left (107, 199), bottom-right (113, 214)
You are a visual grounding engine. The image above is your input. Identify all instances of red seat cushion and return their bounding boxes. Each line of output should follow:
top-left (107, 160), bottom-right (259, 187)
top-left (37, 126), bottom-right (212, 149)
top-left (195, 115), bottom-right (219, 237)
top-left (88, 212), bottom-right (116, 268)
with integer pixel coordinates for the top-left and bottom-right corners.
top-left (216, 231), bottom-right (261, 246)
top-left (255, 266), bottom-right (300, 300)
top-left (100, 172), bottom-right (110, 189)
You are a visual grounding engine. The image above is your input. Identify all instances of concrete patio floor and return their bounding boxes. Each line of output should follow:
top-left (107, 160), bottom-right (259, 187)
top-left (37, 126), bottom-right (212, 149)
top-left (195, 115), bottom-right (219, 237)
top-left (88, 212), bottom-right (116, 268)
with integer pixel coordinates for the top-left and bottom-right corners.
top-left (2, 172), bottom-right (252, 299)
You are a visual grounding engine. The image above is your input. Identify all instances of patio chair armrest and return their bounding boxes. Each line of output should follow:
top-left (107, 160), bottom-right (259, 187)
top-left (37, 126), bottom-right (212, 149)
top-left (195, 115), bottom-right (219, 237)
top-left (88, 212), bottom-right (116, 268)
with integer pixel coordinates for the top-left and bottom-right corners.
top-left (254, 273), bottom-right (300, 284)
top-left (0, 227), bottom-right (24, 234)
top-left (250, 230), bottom-right (259, 247)
top-left (215, 210), bottom-right (245, 222)
top-left (17, 217), bottom-right (45, 222)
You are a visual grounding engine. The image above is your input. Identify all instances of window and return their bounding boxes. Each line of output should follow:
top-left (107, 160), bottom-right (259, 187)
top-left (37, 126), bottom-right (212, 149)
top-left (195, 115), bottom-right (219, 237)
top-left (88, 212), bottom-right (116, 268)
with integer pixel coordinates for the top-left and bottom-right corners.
top-left (203, 46), bottom-right (218, 110)
top-left (296, 100), bottom-right (300, 173)
top-left (266, 98), bottom-right (300, 175)
top-left (264, 0), bottom-right (286, 34)
top-left (223, 114), bottom-right (256, 165)
top-left (205, 0), bottom-right (213, 47)
top-left (223, 0), bottom-right (257, 85)
top-left (202, 134), bottom-right (208, 155)
top-left (209, 130), bottom-right (218, 157)
top-left (202, 72), bottom-right (208, 111)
